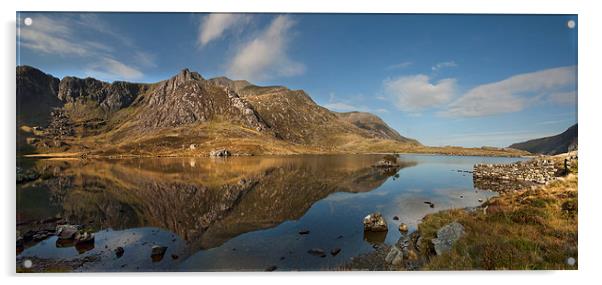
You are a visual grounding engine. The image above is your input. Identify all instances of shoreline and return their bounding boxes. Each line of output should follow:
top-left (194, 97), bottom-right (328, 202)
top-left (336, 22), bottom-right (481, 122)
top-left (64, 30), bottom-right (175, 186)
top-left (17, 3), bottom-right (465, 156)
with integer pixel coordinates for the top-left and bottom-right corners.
top-left (19, 148), bottom-right (531, 160)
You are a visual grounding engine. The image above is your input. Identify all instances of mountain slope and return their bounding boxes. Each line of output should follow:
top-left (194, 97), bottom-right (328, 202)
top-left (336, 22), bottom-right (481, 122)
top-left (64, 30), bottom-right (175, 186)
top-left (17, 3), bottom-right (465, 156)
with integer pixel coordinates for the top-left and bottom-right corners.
top-left (509, 124), bottom-right (577, 155)
top-left (16, 66), bottom-right (419, 156)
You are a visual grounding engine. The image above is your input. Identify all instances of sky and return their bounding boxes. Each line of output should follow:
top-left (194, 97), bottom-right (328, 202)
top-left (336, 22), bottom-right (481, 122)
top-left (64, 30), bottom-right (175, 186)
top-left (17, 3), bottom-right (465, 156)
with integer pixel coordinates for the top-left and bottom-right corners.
top-left (16, 13), bottom-right (578, 147)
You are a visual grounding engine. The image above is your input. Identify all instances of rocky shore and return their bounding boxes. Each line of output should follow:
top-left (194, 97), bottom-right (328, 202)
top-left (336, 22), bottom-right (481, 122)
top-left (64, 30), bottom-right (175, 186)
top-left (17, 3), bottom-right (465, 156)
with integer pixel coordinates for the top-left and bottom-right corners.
top-left (345, 153), bottom-right (578, 270)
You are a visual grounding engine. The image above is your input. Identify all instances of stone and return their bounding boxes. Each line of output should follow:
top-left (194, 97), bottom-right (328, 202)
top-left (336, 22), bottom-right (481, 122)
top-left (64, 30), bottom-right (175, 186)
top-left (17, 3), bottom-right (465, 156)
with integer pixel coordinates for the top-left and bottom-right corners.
top-left (385, 246), bottom-right (403, 266)
top-left (75, 231), bottom-right (95, 244)
top-left (16, 167), bottom-right (40, 184)
top-left (115, 246), bottom-right (125, 258)
top-left (330, 248), bottom-right (341, 256)
top-left (209, 149), bottom-right (231, 157)
top-left (151, 245), bottom-right (167, 261)
top-left (398, 223), bottom-right (409, 232)
top-left (363, 212), bottom-right (388, 232)
top-left (189, 144), bottom-right (196, 150)
top-left (307, 248), bottom-right (326, 257)
top-left (431, 222), bottom-right (465, 255)
top-left (406, 249), bottom-right (418, 261)
top-left (265, 265), bottom-right (277, 271)
top-left (55, 224), bottom-right (79, 240)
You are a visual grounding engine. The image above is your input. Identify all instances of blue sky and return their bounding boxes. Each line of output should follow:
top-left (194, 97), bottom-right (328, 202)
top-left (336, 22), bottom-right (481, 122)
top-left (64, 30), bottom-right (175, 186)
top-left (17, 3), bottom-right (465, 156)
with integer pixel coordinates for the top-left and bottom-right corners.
top-left (16, 13), bottom-right (577, 147)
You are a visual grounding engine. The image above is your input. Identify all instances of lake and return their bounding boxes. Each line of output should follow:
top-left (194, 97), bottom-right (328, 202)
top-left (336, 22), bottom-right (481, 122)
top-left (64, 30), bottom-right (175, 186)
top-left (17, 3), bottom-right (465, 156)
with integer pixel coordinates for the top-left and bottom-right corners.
top-left (16, 154), bottom-right (525, 271)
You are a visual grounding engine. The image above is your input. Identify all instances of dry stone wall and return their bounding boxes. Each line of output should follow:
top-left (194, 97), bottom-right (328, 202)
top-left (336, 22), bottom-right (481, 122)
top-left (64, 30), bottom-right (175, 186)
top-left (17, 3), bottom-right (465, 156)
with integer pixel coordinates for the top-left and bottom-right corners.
top-left (473, 157), bottom-right (568, 192)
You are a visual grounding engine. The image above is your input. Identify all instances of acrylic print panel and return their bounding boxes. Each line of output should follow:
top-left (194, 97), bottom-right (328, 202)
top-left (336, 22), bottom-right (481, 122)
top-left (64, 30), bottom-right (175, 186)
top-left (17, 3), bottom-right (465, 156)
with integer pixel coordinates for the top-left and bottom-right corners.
top-left (16, 12), bottom-right (578, 272)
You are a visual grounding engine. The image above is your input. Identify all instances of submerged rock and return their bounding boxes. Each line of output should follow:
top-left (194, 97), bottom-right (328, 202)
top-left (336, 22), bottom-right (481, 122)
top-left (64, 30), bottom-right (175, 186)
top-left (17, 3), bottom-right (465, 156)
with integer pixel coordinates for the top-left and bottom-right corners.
top-left (307, 248), bottom-right (326, 257)
top-left (431, 222), bottom-right (465, 255)
top-left (363, 212), bottom-right (388, 232)
top-left (115, 246), bottom-right (125, 258)
top-left (331, 248), bottom-right (341, 256)
top-left (151, 245), bottom-right (168, 262)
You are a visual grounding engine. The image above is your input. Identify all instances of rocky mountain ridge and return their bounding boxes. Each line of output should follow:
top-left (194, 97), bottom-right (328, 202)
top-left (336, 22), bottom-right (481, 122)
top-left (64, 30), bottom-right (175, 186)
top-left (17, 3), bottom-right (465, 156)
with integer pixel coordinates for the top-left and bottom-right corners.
top-left (17, 65), bottom-right (418, 156)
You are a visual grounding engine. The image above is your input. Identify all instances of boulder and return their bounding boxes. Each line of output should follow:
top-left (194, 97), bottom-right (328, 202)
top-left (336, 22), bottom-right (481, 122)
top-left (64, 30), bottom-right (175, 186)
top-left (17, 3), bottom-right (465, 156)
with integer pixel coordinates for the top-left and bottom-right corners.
top-left (373, 155), bottom-right (399, 168)
top-left (398, 223), bottom-right (408, 232)
top-left (115, 246), bottom-right (125, 258)
top-left (151, 245), bottom-right (168, 261)
top-left (385, 246), bottom-right (403, 266)
top-left (431, 222), bottom-right (465, 255)
top-left (55, 224), bottom-right (79, 240)
top-left (330, 248), bottom-right (341, 256)
top-left (307, 248), bottom-right (326, 257)
top-left (209, 149), bottom-right (231, 157)
top-left (363, 212), bottom-right (388, 232)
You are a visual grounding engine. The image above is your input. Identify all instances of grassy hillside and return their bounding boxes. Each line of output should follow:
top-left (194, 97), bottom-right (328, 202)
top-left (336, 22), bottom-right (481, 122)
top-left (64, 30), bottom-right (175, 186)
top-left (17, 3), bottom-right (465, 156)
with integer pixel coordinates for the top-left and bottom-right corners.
top-left (509, 124), bottom-right (577, 155)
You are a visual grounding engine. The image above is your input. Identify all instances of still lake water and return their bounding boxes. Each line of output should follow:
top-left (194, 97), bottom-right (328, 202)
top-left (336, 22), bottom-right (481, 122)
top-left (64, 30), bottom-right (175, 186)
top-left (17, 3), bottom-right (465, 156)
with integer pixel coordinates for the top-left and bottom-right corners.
top-left (17, 154), bottom-right (525, 271)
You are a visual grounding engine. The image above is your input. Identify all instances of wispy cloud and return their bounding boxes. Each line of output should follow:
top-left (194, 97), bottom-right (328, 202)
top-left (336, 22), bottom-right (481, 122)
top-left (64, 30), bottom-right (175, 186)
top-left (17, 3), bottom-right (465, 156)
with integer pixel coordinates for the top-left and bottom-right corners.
top-left (226, 15), bottom-right (305, 81)
top-left (18, 14), bottom-right (152, 81)
top-left (197, 13), bottom-right (251, 48)
top-left (432, 61), bottom-right (457, 72)
top-left (387, 61), bottom-right (412, 70)
top-left (442, 66), bottom-right (577, 117)
top-left (86, 58), bottom-right (144, 81)
top-left (383, 74), bottom-right (456, 113)
top-left (549, 90), bottom-right (577, 105)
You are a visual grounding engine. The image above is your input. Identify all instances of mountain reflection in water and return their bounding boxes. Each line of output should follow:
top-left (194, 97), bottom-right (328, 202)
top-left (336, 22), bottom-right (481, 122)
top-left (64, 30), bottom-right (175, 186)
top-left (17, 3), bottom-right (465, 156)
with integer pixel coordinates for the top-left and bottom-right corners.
top-left (16, 154), bottom-right (524, 271)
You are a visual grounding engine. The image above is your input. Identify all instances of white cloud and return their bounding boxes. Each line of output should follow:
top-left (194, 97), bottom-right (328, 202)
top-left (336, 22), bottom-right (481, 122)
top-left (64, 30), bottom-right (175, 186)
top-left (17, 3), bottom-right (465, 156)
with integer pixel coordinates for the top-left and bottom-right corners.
top-left (387, 61), bottom-right (412, 70)
top-left (226, 15), bottom-right (305, 81)
top-left (384, 74), bottom-right (456, 113)
top-left (18, 14), bottom-right (154, 81)
top-left (323, 102), bottom-right (361, 112)
top-left (432, 61), bottom-right (457, 71)
top-left (86, 58), bottom-right (144, 81)
top-left (549, 90), bottom-right (577, 105)
top-left (443, 66), bottom-right (577, 117)
top-left (197, 13), bottom-right (250, 47)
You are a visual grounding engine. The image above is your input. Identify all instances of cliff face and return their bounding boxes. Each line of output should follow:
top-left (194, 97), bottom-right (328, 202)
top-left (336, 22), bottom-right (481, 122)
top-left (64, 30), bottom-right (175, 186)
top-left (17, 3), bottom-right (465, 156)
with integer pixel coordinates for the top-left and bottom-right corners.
top-left (16, 66), bottom-right (419, 155)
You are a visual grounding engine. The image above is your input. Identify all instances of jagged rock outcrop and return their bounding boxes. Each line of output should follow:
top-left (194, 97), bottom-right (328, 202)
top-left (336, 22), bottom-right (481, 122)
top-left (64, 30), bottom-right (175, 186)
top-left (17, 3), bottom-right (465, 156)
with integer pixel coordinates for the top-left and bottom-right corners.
top-left (58, 77), bottom-right (149, 113)
top-left (16, 65), bottom-right (61, 127)
top-left (135, 69), bottom-right (270, 132)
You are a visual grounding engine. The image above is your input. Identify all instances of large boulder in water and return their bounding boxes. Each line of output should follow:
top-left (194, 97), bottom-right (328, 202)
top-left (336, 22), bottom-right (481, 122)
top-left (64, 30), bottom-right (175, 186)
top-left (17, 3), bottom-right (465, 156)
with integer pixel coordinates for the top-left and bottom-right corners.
top-left (363, 212), bottom-right (388, 232)
top-left (209, 149), bottom-right (231, 157)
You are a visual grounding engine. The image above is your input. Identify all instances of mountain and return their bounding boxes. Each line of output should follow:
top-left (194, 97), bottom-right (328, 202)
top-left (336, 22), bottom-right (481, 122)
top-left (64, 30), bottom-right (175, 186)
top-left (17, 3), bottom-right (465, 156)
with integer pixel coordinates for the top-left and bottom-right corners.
top-left (336, 111), bottom-right (416, 143)
top-left (509, 124), bottom-right (578, 155)
top-left (16, 66), bottom-right (419, 156)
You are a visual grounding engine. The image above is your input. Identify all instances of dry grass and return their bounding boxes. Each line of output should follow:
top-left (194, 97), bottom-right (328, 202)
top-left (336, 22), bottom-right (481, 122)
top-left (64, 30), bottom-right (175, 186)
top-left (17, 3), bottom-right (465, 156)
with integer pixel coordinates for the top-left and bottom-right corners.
top-left (417, 170), bottom-right (578, 270)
